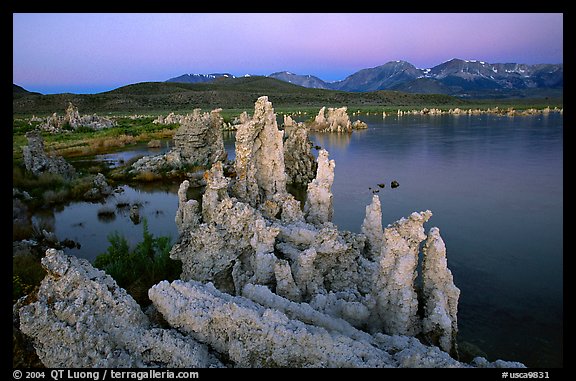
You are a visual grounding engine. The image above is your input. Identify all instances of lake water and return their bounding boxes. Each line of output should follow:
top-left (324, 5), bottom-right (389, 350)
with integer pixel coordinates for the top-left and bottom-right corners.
top-left (49, 113), bottom-right (563, 367)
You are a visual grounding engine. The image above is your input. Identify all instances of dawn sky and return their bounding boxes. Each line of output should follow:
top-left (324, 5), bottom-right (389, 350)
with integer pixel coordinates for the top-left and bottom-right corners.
top-left (13, 13), bottom-right (563, 94)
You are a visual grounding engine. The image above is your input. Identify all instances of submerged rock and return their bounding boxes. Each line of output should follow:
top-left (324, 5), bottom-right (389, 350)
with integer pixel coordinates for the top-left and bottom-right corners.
top-left (147, 139), bottom-right (161, 148)
top-left (129, 204), bottom-right (141, 224)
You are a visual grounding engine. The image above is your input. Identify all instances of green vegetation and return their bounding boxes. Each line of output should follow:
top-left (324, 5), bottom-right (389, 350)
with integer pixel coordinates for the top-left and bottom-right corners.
top-left (12, 116), bottom-right (177, 161)
top-left (13, 254), bottom-right (46, 303)
top-left (12, 166), bottom-right (103, 209)
top-left (93, 220), bottom-right (181, 306)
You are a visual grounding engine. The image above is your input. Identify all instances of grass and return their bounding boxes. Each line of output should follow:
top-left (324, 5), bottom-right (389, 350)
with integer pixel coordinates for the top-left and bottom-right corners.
top-left (93, 219), bottom-right (181, 306)
top-left (13, 258), bottom-right (46, 303)
top-left (12, 116), bottom-right (177, 162)
top-left (12, 163), bottom-right (113, 210)
top-left (12, 219), bottom-right (53, 302)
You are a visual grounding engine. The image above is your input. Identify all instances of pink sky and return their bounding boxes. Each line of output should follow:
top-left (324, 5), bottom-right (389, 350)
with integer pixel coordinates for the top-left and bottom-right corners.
top-left (13, 13), bottom-right (563, 94)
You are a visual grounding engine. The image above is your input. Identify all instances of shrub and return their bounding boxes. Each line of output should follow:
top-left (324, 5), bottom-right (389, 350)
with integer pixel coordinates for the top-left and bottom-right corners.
top-left (42, 188), bottom-right (69, 204)
top-left (13, 168), bottom-right (66, 191)
top-left (134, 170), bottom-right (162, 182)
top-left (93, 219), bottom-right (180, 306)
top-left (74, 126), bottom-right (94, 133)
top-left (68, 176), bottom-right (96, 199)
top-left (13, 253), bottom-right (46, 303)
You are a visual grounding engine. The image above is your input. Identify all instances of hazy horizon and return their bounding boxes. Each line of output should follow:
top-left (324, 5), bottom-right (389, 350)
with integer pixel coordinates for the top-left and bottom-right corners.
top-left (13, 13), bottom-right (563, 94)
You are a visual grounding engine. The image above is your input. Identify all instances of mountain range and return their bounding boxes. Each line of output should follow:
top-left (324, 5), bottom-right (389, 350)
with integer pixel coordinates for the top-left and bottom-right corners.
top-left (166, 58), bottom-right (563, 98)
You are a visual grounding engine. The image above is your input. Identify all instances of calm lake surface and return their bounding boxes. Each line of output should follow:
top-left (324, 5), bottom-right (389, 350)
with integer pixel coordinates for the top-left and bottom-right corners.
top-left (49, 113), bottom-right (563, 367)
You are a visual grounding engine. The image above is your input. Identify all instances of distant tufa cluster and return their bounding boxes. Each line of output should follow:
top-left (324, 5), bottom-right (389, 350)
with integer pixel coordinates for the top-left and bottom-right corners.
top-left (36, 102), bottom-right (116, 133)
top-left (308, 106), bottom-right (368, 132)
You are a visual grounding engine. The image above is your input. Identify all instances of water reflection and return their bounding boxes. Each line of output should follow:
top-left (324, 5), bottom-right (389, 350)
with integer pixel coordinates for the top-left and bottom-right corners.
top-left (96, 205), bottom-right (116, 223)
top-left (310, 131), bottom-right (354, 150)
top-left (53, 185), bottom-right (182, 262)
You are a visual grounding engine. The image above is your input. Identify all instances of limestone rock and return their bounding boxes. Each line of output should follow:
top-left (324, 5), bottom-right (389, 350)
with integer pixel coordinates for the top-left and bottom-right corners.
top-left (371, 211), bottom-right (433, 336)
top-left (201, 161), bottom-right (231, 223)
top-left (38, 102), bottom-right (115, 131)
top-left (352, 120), bottom-right (368, 129)
top-left (233, 96), bottom-right (287, 206)
top-left (303, 149), bottom-right (335, 225)
top-left (314, 106), bottom-right (327, 126)
top-left (283, 124), bottom-right (317, 186)
top-left (16, 249), bottom-right (523, 368)
top-left (172, 108), bottom-right (227, 167)
top-left (64, 102), bottom-right (81, 128)
top-left (171, 162), bottom-right (279, 294)
top-left (361, 195), bottom-right (384, 259)
top-left (175, 180), bottom-right (200, 232)
top-left (326, 106), bottom-right (352, 132)
top-left (130, 108), bottom-right (226, 177)
top-left (274, 259), bottom-right (302, 302)
top-left (16, 249), bottom-right (222, 368)
top-left (149, 279), bottom-right (395, 368)
top-left (22, 131), bottom-right (76, 180)
top-left (309, 106), bottom-right (367, 132)
top-left (83, 173), bottom-right (114, 200)
top-left (226, 96), bottom-right (304, 223)
top-left (152, 112), bottom-right (186, 125)
top-left (422, 227), bottom-right (460, 356)
top-left (150, 279), bottom-right (519, 368)
top-left (283, 114), bottom-right (297, 128)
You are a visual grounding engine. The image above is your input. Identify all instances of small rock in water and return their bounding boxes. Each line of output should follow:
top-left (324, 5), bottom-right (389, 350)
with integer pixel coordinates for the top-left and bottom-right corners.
top-left (130, 205), bottom-right (141, 224)
top-left (391, 180), bottom-right (399, 189)
top-left (377, 183), bottom-right (386, 188)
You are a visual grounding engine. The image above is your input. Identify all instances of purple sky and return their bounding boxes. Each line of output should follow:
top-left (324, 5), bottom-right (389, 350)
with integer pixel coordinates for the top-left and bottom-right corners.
top-left (13, 13), bottom-right (563, 94)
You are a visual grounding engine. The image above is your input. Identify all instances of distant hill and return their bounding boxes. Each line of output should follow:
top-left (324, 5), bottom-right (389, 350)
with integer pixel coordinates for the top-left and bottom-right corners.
top-left (13, 76), bottom-right (467, 115)
top-left (167, 58), bottom-right (563, 99)
top-left (13, 84), bottom-right (41, 99)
